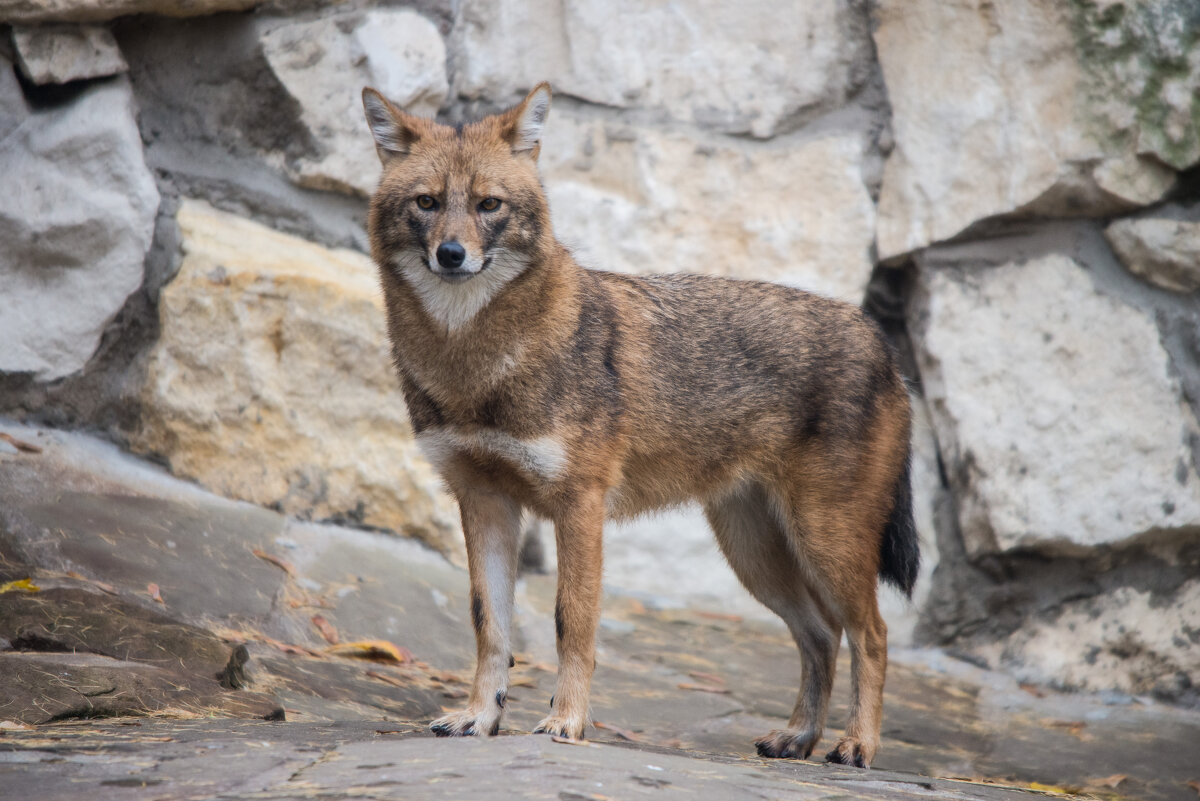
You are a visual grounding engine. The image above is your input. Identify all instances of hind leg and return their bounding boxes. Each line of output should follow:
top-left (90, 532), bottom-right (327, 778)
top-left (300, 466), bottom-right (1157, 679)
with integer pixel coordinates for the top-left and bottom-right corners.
top-left (704, 483), bottom-right (840, 760)
top-left (754, 593), bottom-right (842, 760)
top-left (824, 598), bottom-right (886, 768)
top-left (784, 496), bottom-right (890, 768)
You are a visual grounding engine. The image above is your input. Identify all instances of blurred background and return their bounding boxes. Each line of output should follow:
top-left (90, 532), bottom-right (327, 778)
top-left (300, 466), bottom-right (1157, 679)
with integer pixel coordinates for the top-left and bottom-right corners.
top-left (1, 0), bottom-right (1198, 736)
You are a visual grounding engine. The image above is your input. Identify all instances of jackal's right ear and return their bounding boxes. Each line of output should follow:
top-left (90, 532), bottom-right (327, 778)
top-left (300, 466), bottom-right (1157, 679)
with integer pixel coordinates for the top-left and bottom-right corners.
top-left (363, 88), bottom-right (418, 164)
top-left (505, 82), bottom-right (552, 160)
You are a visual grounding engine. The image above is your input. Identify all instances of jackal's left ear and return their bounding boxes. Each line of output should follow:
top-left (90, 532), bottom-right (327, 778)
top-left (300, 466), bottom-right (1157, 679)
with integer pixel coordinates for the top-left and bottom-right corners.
top-left (506, 82), bottom-right (551, 160)
top-left (363, 87), bottom-right (419, 164)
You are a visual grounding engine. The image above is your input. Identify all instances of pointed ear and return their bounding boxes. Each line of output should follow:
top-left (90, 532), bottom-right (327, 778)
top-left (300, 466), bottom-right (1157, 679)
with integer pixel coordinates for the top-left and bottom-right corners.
top-left (362, 87), bottom-right (419, 164)
top-left (506, 82), bottom-right (551, 160)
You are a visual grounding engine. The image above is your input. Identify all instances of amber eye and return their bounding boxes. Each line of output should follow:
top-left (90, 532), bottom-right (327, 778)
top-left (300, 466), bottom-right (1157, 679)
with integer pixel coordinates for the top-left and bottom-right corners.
top-left (478, 197), bottom-right (502, 212)
top-left (416, 195), bottom-right (437, 210)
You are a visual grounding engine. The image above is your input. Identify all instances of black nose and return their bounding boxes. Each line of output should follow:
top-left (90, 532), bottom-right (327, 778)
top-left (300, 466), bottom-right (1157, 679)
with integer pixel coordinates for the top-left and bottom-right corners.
top-left (436, 241), bottom-right (466, 269)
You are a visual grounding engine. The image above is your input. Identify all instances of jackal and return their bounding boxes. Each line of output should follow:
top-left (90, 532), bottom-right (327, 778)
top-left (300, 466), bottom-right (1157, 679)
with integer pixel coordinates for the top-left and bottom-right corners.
top-left (361, 83), bottom-right (918, 767)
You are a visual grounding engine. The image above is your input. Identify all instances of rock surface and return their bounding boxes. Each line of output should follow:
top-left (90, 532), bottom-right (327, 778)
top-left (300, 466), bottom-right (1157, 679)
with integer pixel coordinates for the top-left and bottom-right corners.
top-left (456, 0), bottom-right (869, 137)
top-left (12, 24), bottom-right (128, 84)
top-left (1073, 0), bottom-right (1200, 172)
top-left (130, 199), bottom-right (461, 558)
top-left (0, 419), bottom-right (467, 724)
top-left (873, 0), bottom-right (1190, 259)
top-left (980, 579), bottom-right (1200, 701)
top-left (1105, 214), bottom-right (1200, 293)
top-left (0, 722), bottom-right (1059, 801)
top-left (3, 418), bottom-right (1200, 801)
top-left (0, 589), bottom-right (283, 724)
top-left (261, 9), bottom-right (449, 197)
top-left (0, 67), bottom-right (159, 380)
top-left (0, 0), bottom-right (260, 23)
top-left (910, 252), bottom-right (1200, 555)
top-left (541, 113), bottom-right (877, 302)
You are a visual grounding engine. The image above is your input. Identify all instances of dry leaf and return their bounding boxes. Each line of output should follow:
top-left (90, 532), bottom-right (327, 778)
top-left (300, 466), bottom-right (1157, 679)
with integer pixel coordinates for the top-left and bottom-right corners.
top-left (1028, 781), bottom-right (1075, 795)
top-left (262, 636), bottom-right (323, 657)
top-left (441, 687), bottom-right (468, 699)
top-left (146, 583), bottom-right (164, 604)
top-left (688, 670), bottom-right (725, 685)
top-left (695, 610), bottom-right (742, 623)
top-left (593, 720), bottom-right (641, 742)
top-left (0, 578), bottom-right (39, 594)
top-left (550, 735), bottom-right (594, 747)
top-left (326, 640), bottom-right (412, 664)
top-left (1045, 720), bottom-right (1087, 738)
top-left (1092, 774), bottom-right (1127, 789)
top-left (1018, 683), bottom-right (1046, 698)
top-left (428, 670), bottom-right (465, 683)
top-left (65, 571), bottom-right (118, 595)
top-left (678, 682), bottom-right (730, 694)
top-left (251, 548), bottom-right (296, 577)
top-left (311, 615), bottom-right (339, 645)
top-left (365, 670), bottom-right (406, 688)
top-left (1186, 780), bottom-right (1200, 796)
top-left (0, 432), bottom-right (42, 454)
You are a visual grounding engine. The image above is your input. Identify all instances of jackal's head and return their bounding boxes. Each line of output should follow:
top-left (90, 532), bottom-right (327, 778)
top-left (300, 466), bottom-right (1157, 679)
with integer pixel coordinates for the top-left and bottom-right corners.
top-left (362, 83), bottom-right (554, 329)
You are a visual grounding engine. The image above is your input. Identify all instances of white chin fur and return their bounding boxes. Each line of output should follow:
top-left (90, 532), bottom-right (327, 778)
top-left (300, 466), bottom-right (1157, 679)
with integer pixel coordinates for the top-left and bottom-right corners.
top-left (390, 249), bottom-right (529, 330)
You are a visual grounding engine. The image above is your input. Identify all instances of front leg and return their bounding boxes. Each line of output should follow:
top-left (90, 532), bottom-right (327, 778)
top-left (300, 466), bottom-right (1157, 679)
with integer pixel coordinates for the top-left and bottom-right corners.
top-left (535, 490), bottom-right (604, 740)
top-left (431, 490), bottom-right (521, 737)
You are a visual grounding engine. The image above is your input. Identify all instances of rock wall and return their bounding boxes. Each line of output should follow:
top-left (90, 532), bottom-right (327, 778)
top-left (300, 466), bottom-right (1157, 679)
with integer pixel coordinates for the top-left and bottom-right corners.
top-left (1, 0), bottom-right (1197, 702)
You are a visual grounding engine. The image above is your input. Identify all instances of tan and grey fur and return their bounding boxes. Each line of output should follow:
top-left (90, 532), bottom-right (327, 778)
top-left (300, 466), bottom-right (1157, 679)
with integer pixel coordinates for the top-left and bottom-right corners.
top-left (361, 83), bottom-right (919, 767)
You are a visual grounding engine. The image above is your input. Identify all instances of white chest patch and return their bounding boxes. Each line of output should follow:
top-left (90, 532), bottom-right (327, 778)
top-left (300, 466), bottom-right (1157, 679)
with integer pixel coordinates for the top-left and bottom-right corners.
top-left (416, 426), bottom-right (568, 482)
top-left (392, 249), bottom-right (528, 331)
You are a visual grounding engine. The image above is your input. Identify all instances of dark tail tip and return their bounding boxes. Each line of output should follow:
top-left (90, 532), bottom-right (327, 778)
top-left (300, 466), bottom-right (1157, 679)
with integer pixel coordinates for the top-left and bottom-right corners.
top-left (880, 449), bottom-right (920, 598)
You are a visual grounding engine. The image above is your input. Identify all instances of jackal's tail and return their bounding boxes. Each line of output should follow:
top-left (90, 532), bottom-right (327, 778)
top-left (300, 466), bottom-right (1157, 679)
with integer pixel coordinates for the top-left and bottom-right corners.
top-left (879, 449), bottom-right (919, 597)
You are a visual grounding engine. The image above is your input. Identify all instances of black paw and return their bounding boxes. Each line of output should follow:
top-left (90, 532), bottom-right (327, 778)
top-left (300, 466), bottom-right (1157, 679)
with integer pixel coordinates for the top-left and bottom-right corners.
top-left (431, 721), bottom-right (475, 737)
top-left (533, 715), bottom-right (584, 739)
top-left (825, 742), bottom-right (867, 769)
top-left (755, 730), bottom-right (816, 760)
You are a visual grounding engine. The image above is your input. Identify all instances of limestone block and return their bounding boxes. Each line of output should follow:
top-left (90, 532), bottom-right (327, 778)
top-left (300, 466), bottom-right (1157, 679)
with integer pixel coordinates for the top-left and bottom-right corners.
top-left (541, 113), bottom-right (876, 303)
top-left (0, 69), bottom-right (159, 380)
top-left (1077, 0), bottom-right (1200, 172)
top-left (261, 10), bottom-right (448, 197)
top-left (980, 580), bottom-right (1200, 700)
top-left (874, 0), bottom-right (1197, 259)
top-left (458, 0), bottom-right (868, 138)
top-left (0, 0), bottom-right (260, 23)
top-left (910, 253), bottom-right (1200, 555)
top-left (1105, 215), bottom-right (1200, 293)
top-left (455, 0), bottom-right (569, 105)
top-left (131, 199), bottom-right (462, 558)
top-left (12, 24), bottom-right (128, 84)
